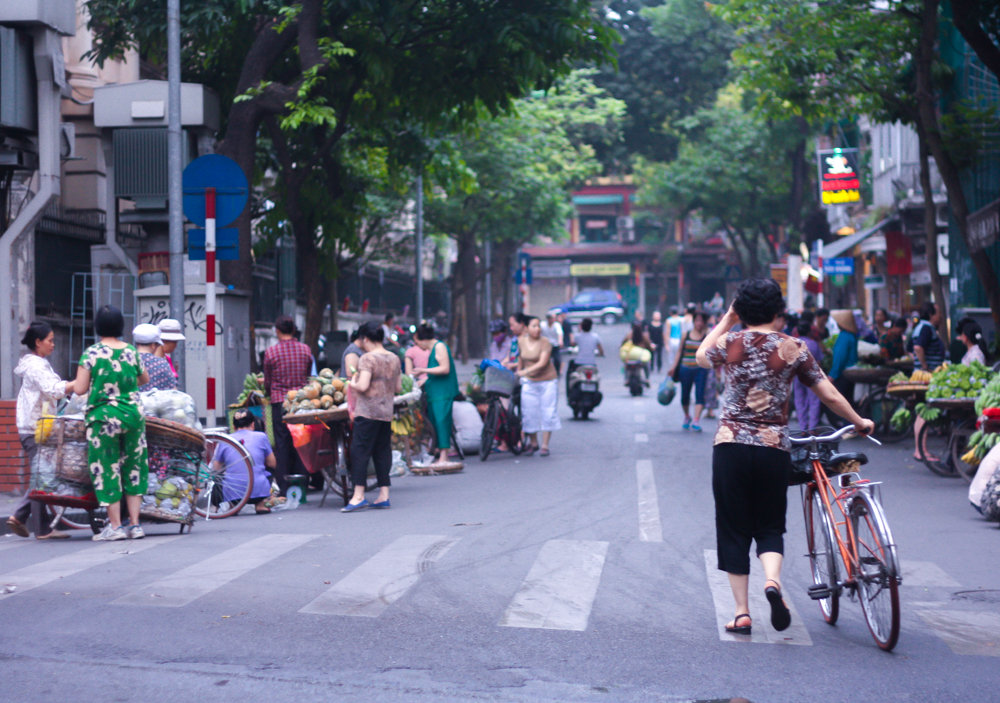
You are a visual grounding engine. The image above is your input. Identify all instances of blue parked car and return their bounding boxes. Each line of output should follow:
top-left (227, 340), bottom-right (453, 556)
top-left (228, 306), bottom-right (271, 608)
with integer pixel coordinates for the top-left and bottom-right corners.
top-left (549, 288), bottom-right (626, 325)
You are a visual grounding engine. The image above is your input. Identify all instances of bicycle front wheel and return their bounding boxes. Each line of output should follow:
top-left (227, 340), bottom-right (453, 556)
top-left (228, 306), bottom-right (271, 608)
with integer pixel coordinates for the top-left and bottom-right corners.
top-left (949, 417), bottom-right (978, 483)
top-left (849, 491), bottom-right (900, 651)
top-left (194, 433), bottom-right (255, 519)
top-left (805, 486), bottom-right (840, 625)
top-left (480, 399), bottom-right (499, 461)
top-left (506, 398), bottom-right (523, 455)
top-left (917, 419), bottom-right (957, 477)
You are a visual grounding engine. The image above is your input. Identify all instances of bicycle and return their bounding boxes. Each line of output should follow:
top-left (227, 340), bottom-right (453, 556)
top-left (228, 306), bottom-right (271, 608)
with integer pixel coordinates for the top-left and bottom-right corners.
top-left (791, 424), bottom-right (901, 651)
top-left (480, 383), bottom-right (523, 461)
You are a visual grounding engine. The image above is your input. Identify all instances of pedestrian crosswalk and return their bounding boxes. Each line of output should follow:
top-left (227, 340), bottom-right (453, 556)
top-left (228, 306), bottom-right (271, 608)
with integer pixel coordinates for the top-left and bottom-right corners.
top-left (0, 530), bottom-right (993, 657)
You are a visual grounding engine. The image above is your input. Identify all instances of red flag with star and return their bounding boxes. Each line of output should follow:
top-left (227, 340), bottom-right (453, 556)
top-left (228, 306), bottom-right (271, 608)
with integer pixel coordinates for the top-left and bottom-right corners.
top-left (885, 231), bottom-right (912, 275)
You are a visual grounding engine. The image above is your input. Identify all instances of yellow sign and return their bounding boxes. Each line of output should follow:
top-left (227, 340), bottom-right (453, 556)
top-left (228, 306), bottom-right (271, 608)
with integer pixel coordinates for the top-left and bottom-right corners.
top-left (570, 263), bottom-right (631, 277)
top-left (770, 264), bottom-right (788, 295)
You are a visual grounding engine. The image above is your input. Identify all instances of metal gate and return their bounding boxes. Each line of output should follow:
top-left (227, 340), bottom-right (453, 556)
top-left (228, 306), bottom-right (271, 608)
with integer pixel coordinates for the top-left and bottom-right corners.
top-left (68, 272), bottom-right (137, 370)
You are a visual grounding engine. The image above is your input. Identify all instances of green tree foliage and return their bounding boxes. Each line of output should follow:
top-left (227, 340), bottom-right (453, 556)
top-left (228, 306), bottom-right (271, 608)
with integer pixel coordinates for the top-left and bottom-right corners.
top-left (589, 0), bottom-right (735, 171)
top-left (638, 91), bottom-right (794, 277)
top-left (425, 70), bottom-right (625, 357)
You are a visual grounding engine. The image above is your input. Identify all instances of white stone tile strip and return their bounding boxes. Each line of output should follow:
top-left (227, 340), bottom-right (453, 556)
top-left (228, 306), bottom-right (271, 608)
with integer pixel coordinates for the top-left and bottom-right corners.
top-left (703, 549), bottom-right (812, 645)
top-left (635, 433), bottom-right (649, 443)
top-left (636, 460), bottom-right (663, 543)
top-left (500, 539), bottom-right (609, 631)
top-left (114, 533), bottom-right (319, 607)
top-left (0, 537), bottom-right (178, 601)
top-left (0, 538), bottom-right (28, 552)
top-left (634, 414), bottom-right (646, 423)
top-left (900, 560), bottom-right (961, 588)
top-left (300, 534), bottom-right (458, 617)
top-left (918, 610), bottom-right (1000, 656)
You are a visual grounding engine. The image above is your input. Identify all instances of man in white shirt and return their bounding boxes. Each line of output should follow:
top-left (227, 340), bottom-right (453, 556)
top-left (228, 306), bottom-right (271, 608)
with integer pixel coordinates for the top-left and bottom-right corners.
top-left (381, 313), bottom-right (396, 344)
top-left (540, 312), bottom-right (564, 374)
top-left (567, 316), bottom-right (604, 394)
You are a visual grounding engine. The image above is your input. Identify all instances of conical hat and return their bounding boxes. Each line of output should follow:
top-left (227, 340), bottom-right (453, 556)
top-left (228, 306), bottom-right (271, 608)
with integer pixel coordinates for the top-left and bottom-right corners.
top-left (830, 309), bottom-right (858, 334)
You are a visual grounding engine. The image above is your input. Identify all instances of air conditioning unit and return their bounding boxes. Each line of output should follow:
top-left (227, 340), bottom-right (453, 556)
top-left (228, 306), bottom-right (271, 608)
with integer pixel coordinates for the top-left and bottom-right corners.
top-left (617, 216), bottom-right (635, 242)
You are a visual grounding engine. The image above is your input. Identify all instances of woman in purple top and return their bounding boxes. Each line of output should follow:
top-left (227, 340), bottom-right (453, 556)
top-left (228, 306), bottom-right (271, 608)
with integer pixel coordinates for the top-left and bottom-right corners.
top-left (793, 317), bottom-right (823, 431)
top-left (213, 410), bottom-right (276, 514)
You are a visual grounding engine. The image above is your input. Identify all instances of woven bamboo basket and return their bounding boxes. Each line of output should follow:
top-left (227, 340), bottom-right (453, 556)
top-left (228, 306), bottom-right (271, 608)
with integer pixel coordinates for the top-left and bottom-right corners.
top-left (144, 416), bottom-right (205, 453)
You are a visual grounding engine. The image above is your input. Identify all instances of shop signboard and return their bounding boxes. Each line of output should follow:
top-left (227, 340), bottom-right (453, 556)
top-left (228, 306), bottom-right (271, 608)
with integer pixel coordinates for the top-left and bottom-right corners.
top-left (532, 259), bottom-right (572, 279)
top-left (770, 264), bottom-right (788, 295)
top-left (823, 257), bottom-right (855, 275)
top-left (816, 147), bottom-right (861, 206)
top-left (968, 198), bottom-right (999, 253)
top-left (864, 274), bottom-right (886, 290)
top-left (569, 262), bottom-right (630, 277)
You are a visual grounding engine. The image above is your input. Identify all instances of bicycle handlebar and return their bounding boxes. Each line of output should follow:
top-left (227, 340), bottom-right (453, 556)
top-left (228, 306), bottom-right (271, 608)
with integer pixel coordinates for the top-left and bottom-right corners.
top-left (789, 424), bottom-right (881, 446)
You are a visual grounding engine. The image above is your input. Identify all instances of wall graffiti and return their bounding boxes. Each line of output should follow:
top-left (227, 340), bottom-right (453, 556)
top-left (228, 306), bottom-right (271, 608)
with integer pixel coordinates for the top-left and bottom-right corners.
top-left (139, 299), bottom-right (223, 336)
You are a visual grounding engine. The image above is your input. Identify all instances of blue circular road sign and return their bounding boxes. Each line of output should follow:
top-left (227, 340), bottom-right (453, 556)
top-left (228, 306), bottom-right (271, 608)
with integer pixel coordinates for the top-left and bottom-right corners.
top-left (182, 154), bottom-right (249, 228)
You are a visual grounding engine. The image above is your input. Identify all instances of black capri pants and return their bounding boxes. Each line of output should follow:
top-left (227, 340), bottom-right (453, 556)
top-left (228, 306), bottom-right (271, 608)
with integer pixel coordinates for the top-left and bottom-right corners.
top-left (712, 442), bottom-right (791, 575)
top-left (350, 416), bottom-right (393, 488)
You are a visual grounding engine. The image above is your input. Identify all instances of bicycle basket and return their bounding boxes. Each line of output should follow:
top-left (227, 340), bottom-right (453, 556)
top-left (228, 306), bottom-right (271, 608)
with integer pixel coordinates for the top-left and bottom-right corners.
top-left (483, 366), bottom-right (516, 397)
top-left (789, 427), bottom-right (839, 485)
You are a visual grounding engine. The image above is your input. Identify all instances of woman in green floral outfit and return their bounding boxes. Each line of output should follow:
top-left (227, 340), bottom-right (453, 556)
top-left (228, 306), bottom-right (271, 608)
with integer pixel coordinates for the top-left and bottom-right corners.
top-left (71, 305), bottom-right (150, 541)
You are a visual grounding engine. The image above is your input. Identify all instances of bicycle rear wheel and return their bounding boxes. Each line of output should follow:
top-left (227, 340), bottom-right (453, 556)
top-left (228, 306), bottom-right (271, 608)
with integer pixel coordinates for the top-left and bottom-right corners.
top-left (862, 388), bottom-right (911, 444)
top-left (480, 399), bottom-right (499, 461)
top-left (194, 433), bottom-right (254, 519)
top-left (805, 485), bottom-right (840, 625)
top-left (949, 417), bottom-right (978, 483)
top-left (506, 398), bottom-right (523, 455)
top-left (849, 491), bottom-right (900, 651)
top-left (917, 419), bottom-right (957, 477)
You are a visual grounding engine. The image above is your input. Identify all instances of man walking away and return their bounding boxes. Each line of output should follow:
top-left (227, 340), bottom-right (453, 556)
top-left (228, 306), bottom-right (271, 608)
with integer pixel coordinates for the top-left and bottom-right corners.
top-left (558, 312), bottom-right (573, 350)
top-left (263, 315), bottom-right (313, 495)
top-left (540, 312), bottom-right (564, 375)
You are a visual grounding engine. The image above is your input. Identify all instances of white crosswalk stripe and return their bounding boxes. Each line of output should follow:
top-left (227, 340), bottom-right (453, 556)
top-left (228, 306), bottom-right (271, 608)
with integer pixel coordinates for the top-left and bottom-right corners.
top-left (634, 414), bottom-right (646, 423)
top-left (114, 533), bottom-right (319, 607)
top-left (703, 549), bottom-right (812, 645)
top-left (0, 538), bottom-right (29, 552)
top-left (636, 460), bottom-right (662, 542)
top-left (918, 610), bottom-right (1000, 656)
top-left (501, 539), bottom-right (608, 631)
top-left (900, 560), bottom-right (962, 588)
top-left (0, 537), bottom-right (177, 601)
top-left (635, 433), bottom-right (649, 443)
top-left (300, 534), bottom-right (458, 617)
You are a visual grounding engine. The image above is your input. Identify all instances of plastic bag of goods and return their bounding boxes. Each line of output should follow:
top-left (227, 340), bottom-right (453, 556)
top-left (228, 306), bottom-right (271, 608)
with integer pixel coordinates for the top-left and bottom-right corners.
top-left (140, 389), bottom-right (201, 429)
top-left (142, 474), bottom-right (195, 519)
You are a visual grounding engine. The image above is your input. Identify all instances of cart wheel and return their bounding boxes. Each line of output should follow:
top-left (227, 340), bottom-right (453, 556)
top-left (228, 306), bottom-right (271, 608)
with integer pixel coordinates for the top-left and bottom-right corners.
top-left (89, 510), bottom-right (104, 535)
top-left (340, 475), bottom-right (350, 507)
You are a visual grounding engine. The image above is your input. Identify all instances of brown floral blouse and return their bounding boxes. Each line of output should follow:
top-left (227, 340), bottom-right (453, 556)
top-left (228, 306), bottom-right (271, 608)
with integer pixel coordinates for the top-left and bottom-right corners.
top-left (706, 330), bottom-right (826, 451)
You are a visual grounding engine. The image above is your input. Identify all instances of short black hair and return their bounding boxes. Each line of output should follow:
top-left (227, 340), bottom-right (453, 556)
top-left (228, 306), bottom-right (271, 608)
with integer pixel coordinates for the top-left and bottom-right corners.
top-left (581, 317), bottom-right (593, 332)
top-left (894, 316), bottom-right (908, 330)
top-left (356, 321), bottom-right (384, 344)
top-left (919, 301), bottom-right (937, 321)
top-left (275, 315), bottom-right (296, 335)
top-left (94, 305), bottom-right (125, 338)
top-left (800, 310), bottom-right (815, 324)
top-left (415, 323), bottom-right (436, 341)
top-left (515, 312), bottom-right (530, 325)
top-left (796, 318), bottom-right (813, 337)
top-left (692, 311), bottom-right (710, 326)
top-left (816, 308), bottom-right (830, 318)
top-left (232, 409), bottom-right (258, 430)
top-left (21, 321), bottom-right (53, 351)
top-left (384, 313), bottom-right (395, 323)
top-left (732, 278), bottom-right (785, 327)
top-left (349, 328), bottom-right (360, 343)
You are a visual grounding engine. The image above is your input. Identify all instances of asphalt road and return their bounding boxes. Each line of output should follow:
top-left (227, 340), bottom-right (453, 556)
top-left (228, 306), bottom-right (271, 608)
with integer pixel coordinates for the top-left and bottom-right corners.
top-left (1, 323), bottom-right (998, 703)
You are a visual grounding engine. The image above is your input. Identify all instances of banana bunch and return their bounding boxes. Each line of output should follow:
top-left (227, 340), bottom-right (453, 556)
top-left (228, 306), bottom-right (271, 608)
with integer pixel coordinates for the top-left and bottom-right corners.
top-left (234, 373), bottom-right (267, 406)
top-left (391, 413), bottom-right (416, 436)
top-left (909, 369), bottom-right (934, 384)
top-left (961, 427), bottom-right (999, 467)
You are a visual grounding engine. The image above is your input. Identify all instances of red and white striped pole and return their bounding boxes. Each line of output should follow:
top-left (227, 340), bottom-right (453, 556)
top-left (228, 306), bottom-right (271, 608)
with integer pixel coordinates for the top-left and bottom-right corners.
top-left (205, 187), bottom-right (217, 427)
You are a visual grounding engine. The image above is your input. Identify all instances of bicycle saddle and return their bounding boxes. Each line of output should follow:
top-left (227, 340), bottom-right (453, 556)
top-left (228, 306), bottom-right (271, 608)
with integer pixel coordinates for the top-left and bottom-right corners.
top-left (827, 451), bottom-right (868, 466)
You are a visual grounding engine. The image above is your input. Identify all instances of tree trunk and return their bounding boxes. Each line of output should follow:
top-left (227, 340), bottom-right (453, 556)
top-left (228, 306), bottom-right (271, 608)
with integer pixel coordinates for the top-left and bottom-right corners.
top-left (787, 118), bottom-right (809, 233)
top-left (916, 0), bottom-right (1000, 328)
top-left (453, 228), bottom-right (484, 359)
top-left (916, 119), bottom-right (948, 338)
top-left (329, 279), bottom-right (339, 331)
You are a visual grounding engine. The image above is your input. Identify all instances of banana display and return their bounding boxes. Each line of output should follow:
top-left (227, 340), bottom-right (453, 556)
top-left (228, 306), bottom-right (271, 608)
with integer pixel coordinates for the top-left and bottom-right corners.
top-left (234, 373), bottom-right (267, 406)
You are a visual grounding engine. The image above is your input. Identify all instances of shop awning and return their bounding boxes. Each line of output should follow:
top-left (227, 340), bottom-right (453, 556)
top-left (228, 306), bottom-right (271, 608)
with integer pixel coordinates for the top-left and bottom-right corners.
top-left (572, 194), bottom-right (623, 205)
top-left (821, 217), bottom-right (895, 259)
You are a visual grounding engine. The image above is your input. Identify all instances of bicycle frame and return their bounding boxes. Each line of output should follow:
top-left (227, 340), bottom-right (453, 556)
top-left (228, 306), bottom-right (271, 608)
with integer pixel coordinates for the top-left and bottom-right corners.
top-left (806, 455), bottom-right (900, 596)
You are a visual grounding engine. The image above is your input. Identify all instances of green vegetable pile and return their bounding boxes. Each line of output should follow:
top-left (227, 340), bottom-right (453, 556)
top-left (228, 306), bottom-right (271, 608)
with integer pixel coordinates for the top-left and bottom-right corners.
top-left (975, 373), bottom-right (1000, 416)
top-left (888, 372), bottom-right (909, 384)
top-left (234, 373), bottom-right (267, 406)
top-left (926, 361), bottom-right (992, 400)
top-left (401, 374), bottom-right (414, 394)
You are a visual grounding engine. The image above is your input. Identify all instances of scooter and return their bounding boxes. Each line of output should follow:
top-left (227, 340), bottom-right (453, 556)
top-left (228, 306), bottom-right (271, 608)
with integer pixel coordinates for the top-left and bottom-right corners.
top-left (568, 364), bottom-right (602, 420)
top-left (625, 360), bottom-right (647, 397)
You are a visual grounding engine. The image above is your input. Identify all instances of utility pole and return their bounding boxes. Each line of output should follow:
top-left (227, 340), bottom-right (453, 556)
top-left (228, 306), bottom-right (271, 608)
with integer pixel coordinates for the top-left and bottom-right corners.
top-left (167, 0), bottom-right (186, 388)
top-left (415, 174), bottom-right (424, 323)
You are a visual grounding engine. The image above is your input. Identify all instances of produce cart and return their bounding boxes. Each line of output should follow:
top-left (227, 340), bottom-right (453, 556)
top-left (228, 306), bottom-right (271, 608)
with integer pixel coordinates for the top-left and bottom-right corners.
top-left (841, 366), bottom-right (900, 385)
top-left (283, 407), bottom-right (352, 507)
top-left (924, 397), bottom-right (978, 479)
top-left (28, 415), bottom-right (206, 535)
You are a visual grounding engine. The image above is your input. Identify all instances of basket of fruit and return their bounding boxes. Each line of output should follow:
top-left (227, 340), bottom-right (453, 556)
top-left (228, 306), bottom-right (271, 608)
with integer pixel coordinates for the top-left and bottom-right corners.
top-left (886, 369), bottom-right (932, 397)
top-left (925, 361), bottom-right (992, 403)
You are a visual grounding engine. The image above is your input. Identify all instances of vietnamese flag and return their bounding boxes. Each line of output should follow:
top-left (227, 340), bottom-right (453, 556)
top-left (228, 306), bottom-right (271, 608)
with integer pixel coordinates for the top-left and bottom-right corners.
top-left (885, 231), bottom-right (912, 275)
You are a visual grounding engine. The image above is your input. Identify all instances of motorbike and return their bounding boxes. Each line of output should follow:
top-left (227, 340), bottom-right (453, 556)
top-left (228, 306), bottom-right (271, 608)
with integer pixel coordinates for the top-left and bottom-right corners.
top-left (624, 360), bottom-right (647, 397)
top-left (567, 363), bottom-right (602, 420)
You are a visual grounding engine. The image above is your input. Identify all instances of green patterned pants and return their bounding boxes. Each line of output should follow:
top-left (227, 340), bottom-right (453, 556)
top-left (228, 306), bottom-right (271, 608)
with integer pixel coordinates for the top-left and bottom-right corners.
top-left (86, 409), bottom-right (149, 505)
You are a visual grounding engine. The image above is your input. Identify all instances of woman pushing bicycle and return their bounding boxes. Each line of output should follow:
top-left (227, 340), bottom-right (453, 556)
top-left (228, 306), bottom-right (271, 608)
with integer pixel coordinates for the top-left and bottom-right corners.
top-left (696, 278), bottom-right (874, 636)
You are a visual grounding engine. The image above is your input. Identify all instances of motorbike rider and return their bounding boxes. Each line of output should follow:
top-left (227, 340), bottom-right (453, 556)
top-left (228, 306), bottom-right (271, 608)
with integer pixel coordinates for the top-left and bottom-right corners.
top-left (620, 323), bottom-right (654, 385)
top-left (567, 317), bottom-right (604, 395)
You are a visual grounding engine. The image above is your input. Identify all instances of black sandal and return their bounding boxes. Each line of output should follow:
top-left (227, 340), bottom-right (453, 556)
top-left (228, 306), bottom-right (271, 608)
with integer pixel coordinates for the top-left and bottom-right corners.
top-left (725, 613), bottom-right (752, 635)
top-left (765, 580), bottom-right (791, 632)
